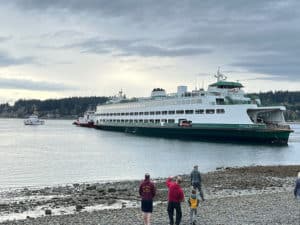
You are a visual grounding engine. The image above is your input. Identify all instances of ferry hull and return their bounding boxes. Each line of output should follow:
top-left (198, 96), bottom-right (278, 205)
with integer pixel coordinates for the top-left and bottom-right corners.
top-left (73, 121), bottom-right (95, 128)
top-left (94, 124), bottom-right (292, 145)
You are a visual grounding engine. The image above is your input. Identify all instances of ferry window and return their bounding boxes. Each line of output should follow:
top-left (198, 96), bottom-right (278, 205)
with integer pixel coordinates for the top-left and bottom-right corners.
top-left (155, 111), bottom-right (161, 115)
top-left (144, 119), bottom-right (148, 123)
top-left (168, 119), bottom-right (175, 123)
top-left (113, 113), bottom-right (116, 116)
top-left (109, 119), bottom-right (112, 122)
top-left (134, 120), bottom-right (138, 123)
top-left (155, 119), bottom-right (160, 123)
top-left (139, 112), bottom-right (144, 115)
top-left (150, 111), bottom-right (155, 115)
top-left (113, 119), bottom-right (116, 122)
top-left (121, 113), bottom-right (125, 116)
top-left (206, 109), bottom-right (215, 114)
top-left (216, 98), bottom-right (225, 105)
top-left (125, 119), bottom-right (129, 123)
top-left (117, 113), bottom-right (121, 116)
top-left (195, 109), bottom-right (204, 114)
top-left (176, 110), bottom-right (184, 114)
top-left (216, 109), bottom-right (225, 114)
top-left (139, 119), bottom-right (143, 123)
top-left (134, 112), bottom-right (138, 115)
top-left (121, 119), bottom-right (124, 122)
top-left (168, 110), bottom-right (175, 114)
top-left (130, 112), bottom-right (134, 116)
top-left (129, 120), bottom-right (133, 123)
top-left (125, 113), bottom-right (129, 116)
top-left (110, 113), bottom-right (113, 116)
top-left (144, 112), bottom-right (149, 115)
top-left (162, 111), bottom-right (168, 115)
top-left (185, 110), bottom-right (194, 114)
top-left (117, 120), bottom-right (120, 122)
top-left (149, 119), bottom-right (154, 123)
top-left (162, 119), bottom-right (167, 122)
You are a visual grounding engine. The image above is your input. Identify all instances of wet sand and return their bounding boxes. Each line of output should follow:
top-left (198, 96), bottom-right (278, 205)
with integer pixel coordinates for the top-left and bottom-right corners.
top-left (1, 165), bottom-right (300, 225)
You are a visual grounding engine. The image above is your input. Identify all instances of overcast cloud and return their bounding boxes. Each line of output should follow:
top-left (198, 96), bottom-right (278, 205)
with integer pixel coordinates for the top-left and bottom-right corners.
top-left (0, 0), bottom-right (299, 101)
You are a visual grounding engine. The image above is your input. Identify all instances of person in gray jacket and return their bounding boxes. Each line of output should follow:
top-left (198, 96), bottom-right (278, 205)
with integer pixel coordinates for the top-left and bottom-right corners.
top-left (294, 172), bottom-right (300, 200)
top-left (190, 165), bottom-right (205, 201)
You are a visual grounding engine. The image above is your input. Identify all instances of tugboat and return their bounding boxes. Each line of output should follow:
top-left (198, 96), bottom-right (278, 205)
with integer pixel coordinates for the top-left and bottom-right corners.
top-left (73, 110), bottom-right (95, 128)
top-left (93, 69), bottom-right (293, 145)
top-left (24, 115), bottom-right (45, 125)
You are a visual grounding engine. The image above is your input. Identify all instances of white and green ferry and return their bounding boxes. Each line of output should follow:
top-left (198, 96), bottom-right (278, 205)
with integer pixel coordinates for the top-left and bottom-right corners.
top-left (94, 70), bottom-right (293, 145)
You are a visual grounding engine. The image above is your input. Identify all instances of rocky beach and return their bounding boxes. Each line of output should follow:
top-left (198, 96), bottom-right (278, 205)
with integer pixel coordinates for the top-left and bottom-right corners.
top-left (1, 165), bottom-right (300, 225)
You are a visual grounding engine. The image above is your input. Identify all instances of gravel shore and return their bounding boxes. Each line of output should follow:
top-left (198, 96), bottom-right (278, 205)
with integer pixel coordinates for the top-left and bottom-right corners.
top-left (1, 165), bottom-right (300, 225)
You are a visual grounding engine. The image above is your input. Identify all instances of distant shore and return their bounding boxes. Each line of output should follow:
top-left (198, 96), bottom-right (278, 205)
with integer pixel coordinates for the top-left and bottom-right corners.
top-left (1, 165), bottom-right (300, 225)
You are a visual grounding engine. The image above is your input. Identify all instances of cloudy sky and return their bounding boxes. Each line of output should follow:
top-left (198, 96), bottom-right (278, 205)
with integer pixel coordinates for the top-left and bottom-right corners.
top-left (0, 0), bottom-right (299, 103)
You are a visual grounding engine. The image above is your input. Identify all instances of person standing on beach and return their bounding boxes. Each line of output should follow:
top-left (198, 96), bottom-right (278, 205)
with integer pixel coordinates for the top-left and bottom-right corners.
top-left (188, 189), bottom-right (200, 225)
top-left (139, 173), bottom-right (156, 225)
top-left (190, 165), bottom-right (205, 201)
top-left (294, 172), bottom-right (300, 200)
top-left (166, 176), bottom-right (185, 225)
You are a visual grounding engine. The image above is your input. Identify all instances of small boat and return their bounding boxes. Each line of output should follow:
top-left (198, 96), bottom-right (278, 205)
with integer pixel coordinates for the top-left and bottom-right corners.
top-left (24, 115), bottom-right (45, 125)
top-left (73, 111), bottom-right (95, 128)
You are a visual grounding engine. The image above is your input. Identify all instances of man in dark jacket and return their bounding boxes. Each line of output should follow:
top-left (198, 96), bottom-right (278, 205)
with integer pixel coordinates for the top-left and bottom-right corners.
top-left (139, 173), bottom-right (156, 225)
top-left (294, 172), bottom-right (300, 200)
top-left (166, 176), bottom-right (185, 225)
top-left (190, 165), bottom-right (205, 201)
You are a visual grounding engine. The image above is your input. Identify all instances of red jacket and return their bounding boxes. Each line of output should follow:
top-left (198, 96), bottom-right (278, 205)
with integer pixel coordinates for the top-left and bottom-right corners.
top-left (166, 177), bottom-right (184, 202)
top-left (139, 179), bottom-right (156, 200)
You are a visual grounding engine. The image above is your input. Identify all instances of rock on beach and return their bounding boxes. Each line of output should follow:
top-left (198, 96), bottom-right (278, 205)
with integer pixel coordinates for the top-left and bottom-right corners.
top-left (1, 165), bottom-right (300, 225)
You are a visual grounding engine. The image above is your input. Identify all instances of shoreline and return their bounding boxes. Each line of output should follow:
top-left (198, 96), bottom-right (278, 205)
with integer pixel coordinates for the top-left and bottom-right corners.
top-left (1, 165), bottom-right (300, 224)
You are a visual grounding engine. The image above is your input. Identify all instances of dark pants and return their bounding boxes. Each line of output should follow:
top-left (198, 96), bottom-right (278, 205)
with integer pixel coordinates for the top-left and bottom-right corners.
top-left (192, 182), bottom-right (204, 200)
top-left (167, 202), bottom-right (182, 225)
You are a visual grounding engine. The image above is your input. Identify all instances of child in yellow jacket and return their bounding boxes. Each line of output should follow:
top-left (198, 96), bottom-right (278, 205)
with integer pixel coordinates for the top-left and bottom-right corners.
top-left (188, 189), bottom-right (200, 225)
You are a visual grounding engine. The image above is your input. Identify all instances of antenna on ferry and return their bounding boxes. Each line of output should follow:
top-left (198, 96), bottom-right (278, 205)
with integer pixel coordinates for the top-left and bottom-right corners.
top-left (215, 67), bottom-right (227, 81)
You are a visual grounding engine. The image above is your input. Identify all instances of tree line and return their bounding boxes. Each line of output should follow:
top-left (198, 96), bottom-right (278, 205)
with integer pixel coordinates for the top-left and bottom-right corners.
top-left (0, 91), bottom-right (299, 120)
top-left (0, 96), bottom-right (108, 118)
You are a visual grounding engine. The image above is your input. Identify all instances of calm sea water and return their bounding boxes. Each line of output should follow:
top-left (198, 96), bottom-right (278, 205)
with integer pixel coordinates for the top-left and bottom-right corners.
top-left (0, 119), bottom-right (299, 189)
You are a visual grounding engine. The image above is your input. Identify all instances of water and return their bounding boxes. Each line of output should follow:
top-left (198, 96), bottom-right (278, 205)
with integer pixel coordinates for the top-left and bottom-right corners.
top-left (0, 119), bottom-right (299, 189)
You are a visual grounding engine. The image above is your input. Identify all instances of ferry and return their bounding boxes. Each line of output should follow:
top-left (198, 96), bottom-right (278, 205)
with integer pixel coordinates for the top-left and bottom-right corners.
top-left (73, 110), bottom-right (95, 128)
top-left (93, 70), bottom-right (293, 145)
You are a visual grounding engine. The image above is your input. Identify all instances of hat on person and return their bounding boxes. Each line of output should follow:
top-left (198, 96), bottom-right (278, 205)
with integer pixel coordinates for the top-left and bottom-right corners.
top-left (145, 173), bottom-right (150, 180)
top-left (176, 176), bottom-right (183, 184)
top-left (194, 165), bottom-right (198, 169)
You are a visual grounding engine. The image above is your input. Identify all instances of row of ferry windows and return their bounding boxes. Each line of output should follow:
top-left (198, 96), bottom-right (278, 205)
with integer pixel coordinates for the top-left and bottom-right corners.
top-left (99, 109), bottom-right (225, 116)
top-left (99, 119), bottom-right (175, 123)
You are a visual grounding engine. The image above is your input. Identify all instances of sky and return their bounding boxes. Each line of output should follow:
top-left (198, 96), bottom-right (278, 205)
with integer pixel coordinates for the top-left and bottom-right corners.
top-left (0, 0), bottom-right (299, 104)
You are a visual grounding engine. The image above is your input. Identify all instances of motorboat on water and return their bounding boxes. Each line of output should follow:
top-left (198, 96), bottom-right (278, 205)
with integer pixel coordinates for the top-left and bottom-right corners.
top-left (24, 115), bottom-right (45, 125)
top-left (73, 110), bottom-right (95, 128)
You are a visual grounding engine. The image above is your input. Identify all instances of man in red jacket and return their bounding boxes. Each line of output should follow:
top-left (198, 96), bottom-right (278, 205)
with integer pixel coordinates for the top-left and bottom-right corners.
top-left (139, 173), bottom-right (156, 225)
top-left (166, 176), bottom-right (185, 225)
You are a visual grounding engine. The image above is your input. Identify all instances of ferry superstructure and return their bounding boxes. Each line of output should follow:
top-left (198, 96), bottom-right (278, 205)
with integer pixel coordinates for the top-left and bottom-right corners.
top-left (94, 70), bottom-right (293, 145)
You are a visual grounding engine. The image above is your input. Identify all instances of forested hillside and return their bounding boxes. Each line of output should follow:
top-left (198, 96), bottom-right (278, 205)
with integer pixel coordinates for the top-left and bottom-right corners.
top-left (0, 96), bottom-right (108, 119)
top-left (0, 91), bottom-right (299, 120)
